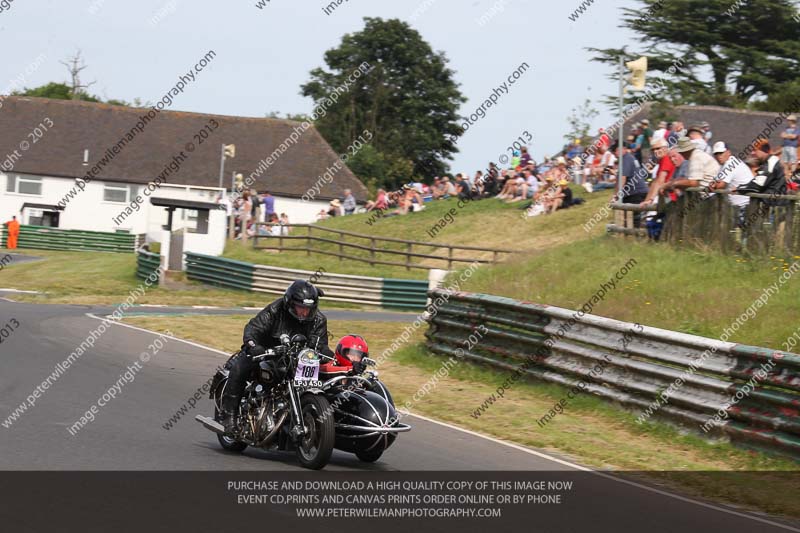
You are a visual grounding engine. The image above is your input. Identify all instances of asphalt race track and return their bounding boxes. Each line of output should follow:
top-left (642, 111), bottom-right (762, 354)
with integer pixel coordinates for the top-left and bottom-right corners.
top-left (1, 298), bottom-right (798, 532)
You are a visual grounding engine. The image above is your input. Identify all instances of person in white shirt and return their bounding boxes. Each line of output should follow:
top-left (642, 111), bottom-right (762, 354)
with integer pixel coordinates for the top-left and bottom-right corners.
top-left (652, 121), bottom-right (668, 142)
top-left (712, 141), bottom-right (753, 227)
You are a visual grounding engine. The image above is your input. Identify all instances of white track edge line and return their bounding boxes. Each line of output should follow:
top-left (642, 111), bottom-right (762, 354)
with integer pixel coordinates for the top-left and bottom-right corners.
top-left (87, 313), bottom-right (800, 532)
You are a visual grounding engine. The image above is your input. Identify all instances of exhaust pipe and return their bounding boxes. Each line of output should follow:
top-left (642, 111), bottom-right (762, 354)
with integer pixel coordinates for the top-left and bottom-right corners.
top-left (195, 415), bottom-right (225, 434)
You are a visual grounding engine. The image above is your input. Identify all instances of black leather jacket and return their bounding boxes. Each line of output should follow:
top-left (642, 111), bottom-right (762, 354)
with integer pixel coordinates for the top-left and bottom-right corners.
top-left (242, 297), bottom-right (333, 357)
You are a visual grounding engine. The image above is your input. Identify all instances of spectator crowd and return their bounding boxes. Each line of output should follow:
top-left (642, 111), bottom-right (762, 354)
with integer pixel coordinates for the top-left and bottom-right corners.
top-left (225, 112), bottom-right (800, 240)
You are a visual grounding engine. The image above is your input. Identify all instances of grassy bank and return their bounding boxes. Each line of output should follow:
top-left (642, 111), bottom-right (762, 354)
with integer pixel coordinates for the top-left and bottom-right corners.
top-left (457, 235), bottom-right (800, 348)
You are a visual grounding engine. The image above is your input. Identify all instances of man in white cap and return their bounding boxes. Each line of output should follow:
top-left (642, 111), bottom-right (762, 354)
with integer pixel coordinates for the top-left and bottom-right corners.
top-left (780, 114), bottom-right (798, 178)
top-left (661, 137), bottom-right (720, 199)
top-left (712, 141), bottom-right (752, 226)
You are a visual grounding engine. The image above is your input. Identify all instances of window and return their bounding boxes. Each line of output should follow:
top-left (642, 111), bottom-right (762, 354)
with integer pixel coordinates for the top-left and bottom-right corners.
top-left (7, 175), bottom-right (42, 195)
top-left (103, 184), bottom-right (129, 203)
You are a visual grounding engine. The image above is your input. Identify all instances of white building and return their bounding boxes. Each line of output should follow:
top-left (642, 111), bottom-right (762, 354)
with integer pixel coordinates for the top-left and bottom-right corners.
top-left (0, 96), bottom-right (369, 257)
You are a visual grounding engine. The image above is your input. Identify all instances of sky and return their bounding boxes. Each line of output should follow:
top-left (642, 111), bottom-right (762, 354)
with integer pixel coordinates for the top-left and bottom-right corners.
top-left (0, 0), bottom-right (638, 175)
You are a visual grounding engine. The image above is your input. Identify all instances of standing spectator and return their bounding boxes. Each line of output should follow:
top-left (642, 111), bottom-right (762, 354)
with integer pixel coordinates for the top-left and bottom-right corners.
top-left (702, 121), bottom-right (713, 145)
top-left (661, 137), bottom-right (721, 198)
top-left (711, 142), bottom-right (752, 226)
top-left (653, 121), bottom-right (668, 141)
top-left (598, 128), bottom-right (611, 149)
top-left (620, 142), bottom-right (650, 227)
top-left (239, 191), bottom-right (253, 242)
top-left (780, 114), bottom-right (798, 178)
top-left (687, 124), bottom-right (711, 154)
top-left (640, 119), bottom-right (653, 162)
top-left (751, 140), bottom-right (787, 201)
top-left (641, 137), bottom-right (676, 206)
top-left (250, 189), bottom-right (262, 223)
top-left (262, 191), bottom-right (275, 219)
top-left (667, 121), bottom-right (685, 146)
top-left (633, 124), bottom-right (645, 164)
top-left (520, 146), bottom-right (532, 167)
top-left (4, 215), bottom-right (19, 250)
top-left (342, 189), bottom-right (356, 215)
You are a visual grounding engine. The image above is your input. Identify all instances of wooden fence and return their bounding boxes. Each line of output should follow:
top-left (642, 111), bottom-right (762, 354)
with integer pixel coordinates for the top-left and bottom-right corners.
top-left (251, 224), bottom-right (513, 271)
top-left (608, 189), bottom-right (800, 256)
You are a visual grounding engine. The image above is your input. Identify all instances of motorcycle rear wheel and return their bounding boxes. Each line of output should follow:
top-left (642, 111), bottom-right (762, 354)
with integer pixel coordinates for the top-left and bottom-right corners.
top-left (296, 394), bottom-right (335, 470)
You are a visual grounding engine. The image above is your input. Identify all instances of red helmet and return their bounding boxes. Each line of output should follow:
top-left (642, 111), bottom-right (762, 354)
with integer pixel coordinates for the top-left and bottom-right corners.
top-left (334, 334), bottom-right (368, 367)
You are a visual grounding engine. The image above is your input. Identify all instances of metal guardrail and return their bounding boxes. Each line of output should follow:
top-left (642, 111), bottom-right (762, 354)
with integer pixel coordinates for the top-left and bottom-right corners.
top-left (185, 252), bottom-right (429, 310)
top-left (425, 289), bottom-right (800, 460)
top-left (252, 224), bottom-right (513, 271)
top-left (136, 248), bottom-right (162, 282)
top-left (0, 225), bottom-right (135, 253)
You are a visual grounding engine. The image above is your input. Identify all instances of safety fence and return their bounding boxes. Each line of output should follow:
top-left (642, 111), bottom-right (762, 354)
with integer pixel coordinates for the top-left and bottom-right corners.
top-left (136, 247), bottom-right (162, 282)
top-left (185, 252), bottom-right (429, 310)
top-left (607, 190), bottom-right (800, 256)
top-left (252, 224), bottom-right (513, 271)
top-left (425, 290), bottom-right (800, 459)
top-left (0, 225), bottom-right (137, 253)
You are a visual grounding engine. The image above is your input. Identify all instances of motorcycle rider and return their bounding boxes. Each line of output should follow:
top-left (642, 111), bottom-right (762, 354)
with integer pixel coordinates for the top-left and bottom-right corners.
top-left (219, 280), bottom-right (333, 434)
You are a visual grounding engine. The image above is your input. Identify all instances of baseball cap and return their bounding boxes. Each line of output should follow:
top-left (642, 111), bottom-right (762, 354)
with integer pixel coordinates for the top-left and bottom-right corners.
top-left (712, 141), bottom-right (728, 154)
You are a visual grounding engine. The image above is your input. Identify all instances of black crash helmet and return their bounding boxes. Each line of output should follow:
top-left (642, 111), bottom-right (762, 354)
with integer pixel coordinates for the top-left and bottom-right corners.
top-left (284, 280), bottom-right (323, 322)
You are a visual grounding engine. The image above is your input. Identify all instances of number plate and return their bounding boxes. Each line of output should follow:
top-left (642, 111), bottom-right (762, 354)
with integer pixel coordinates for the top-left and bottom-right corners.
top-left (294, 359), bottom-right (320, 383)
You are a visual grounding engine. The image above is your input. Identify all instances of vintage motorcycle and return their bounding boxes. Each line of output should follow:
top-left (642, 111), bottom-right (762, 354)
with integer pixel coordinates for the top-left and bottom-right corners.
top-left (195, 333), bottom-right (409, 469)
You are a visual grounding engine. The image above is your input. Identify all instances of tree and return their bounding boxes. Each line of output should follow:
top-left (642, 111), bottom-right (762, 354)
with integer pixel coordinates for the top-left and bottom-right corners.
top-left (301, 17), bottom-right (465, 189)
top-left (590, 0), bottom-right (800, 110)
top-left (60, 51), bottom-right (96, 101)
top-left (563, 94), bottom-right (599, 145)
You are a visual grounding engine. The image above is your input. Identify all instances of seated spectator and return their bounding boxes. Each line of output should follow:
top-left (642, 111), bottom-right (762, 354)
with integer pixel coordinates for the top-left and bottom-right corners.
top-left (327, 199), bottom-right (342, 217)
top-left (455, 174), bottom-right (472, 201)
top-left (366, 188), bottom-right (389, 211)
top-left (279, 213), bottom-right (290, 235)
top-left (556, 179), bottom-right (575, 209)
top-left (442, 176), bottom-right (457, 197)
top-left (430, 178), bottom-right (447, 200)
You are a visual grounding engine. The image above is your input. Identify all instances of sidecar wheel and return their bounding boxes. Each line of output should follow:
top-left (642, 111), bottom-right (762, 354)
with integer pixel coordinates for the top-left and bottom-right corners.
top-left (355, 448), bottom-right (383, 463)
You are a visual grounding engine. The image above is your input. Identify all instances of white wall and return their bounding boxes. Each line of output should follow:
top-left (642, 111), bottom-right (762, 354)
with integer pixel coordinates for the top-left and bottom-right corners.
top-left (270, 196), bottom-right (330, 224)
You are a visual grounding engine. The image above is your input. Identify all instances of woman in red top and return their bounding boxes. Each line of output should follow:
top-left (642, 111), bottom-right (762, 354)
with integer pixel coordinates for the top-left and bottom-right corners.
top-left (640, 137), bottom-right (677, 206)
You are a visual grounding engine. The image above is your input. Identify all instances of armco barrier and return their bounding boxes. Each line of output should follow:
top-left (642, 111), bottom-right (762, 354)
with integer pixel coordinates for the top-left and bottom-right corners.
top-left (425, 289), bottom-right (800, 460)
top-left (136, 248), bottom-right (162, 282)
top-left (0, 225), bottom-right (135, 253)
top-left (185, 252), bottom-right (429, 310)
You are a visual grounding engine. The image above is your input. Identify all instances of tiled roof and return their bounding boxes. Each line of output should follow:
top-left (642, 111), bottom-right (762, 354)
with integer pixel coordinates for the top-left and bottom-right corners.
top-left (0, 96), bottom-right (368, 201)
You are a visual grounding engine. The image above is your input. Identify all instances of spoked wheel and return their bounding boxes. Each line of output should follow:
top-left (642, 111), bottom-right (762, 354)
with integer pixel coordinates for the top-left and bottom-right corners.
top-left (296, 394), bottom-right (335, 470)
top-left (213, 382), bottom-right (247, 453)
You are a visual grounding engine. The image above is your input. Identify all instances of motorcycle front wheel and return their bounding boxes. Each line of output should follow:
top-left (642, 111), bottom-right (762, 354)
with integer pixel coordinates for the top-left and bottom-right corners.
top-left (296, 394), bottom-right (335, 470)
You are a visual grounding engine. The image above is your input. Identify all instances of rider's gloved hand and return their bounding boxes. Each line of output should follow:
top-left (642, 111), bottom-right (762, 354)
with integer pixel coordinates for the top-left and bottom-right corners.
top-left (246, 341), bottom-right (267, 358)
top-left (351, 360), bottom-right (366, 375)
